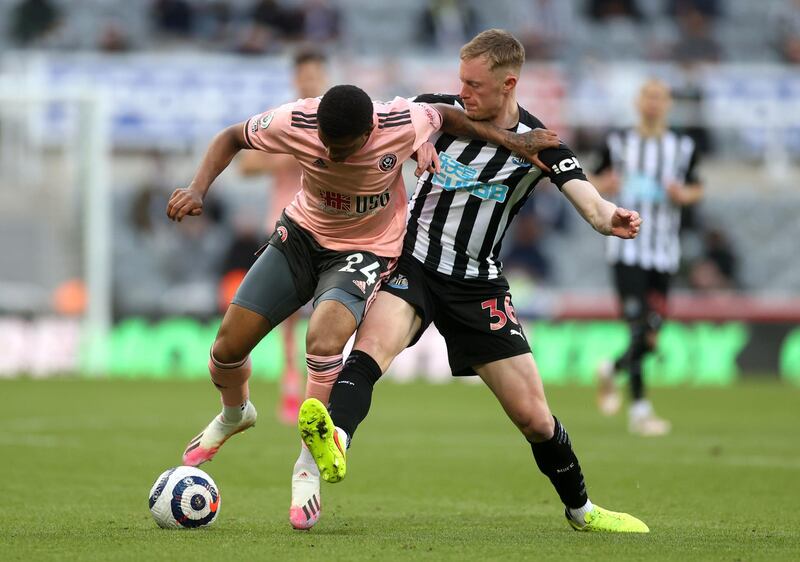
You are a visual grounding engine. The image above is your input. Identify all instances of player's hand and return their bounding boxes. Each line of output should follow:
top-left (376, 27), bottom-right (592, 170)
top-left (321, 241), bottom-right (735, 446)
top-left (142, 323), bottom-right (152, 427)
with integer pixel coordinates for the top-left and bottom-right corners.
top-left (515, 128), bottom-right (560, 171)
top-left (666, 181), bottom-right (689, 205)
top-left (610, 207), bottom-right (642, 239)
top-left (167, 188), bottom-right (204, 222)
top-left (414, 141), bottom-right (441, 177)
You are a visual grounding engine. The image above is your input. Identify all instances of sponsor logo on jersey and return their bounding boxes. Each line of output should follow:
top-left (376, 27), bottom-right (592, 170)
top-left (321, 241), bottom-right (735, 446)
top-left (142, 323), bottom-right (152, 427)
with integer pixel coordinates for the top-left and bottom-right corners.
top-left (550, 156), bottom-right (581, 174)
top-left (277, 225), bottom-right (288, 242)
top-left (250, 120), bottom-right (259, 134)
top-left (511, 153), bottom-right (532, 167)
top-left (352, 279), bottom-right (367, 294)
top-left (312, 158), bottom-right (328, 168)
top-left (431, 153), bottom-right (508, 203)
top-left (379, 153), bottom-right (397, 172)
top-left (318, 189), bottom-right (391, 216)
top-left (387, 274), bottom-right (408, 289)
top-left (509, 328), bottom-right (526, 340)
top-left (260, 112), bottom-right (274, 129)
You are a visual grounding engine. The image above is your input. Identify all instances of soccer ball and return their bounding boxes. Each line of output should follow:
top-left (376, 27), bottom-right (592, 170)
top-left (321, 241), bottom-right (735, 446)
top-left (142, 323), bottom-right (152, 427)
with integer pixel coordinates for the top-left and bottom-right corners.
top-left (148, 466), bottom-right (221, 529)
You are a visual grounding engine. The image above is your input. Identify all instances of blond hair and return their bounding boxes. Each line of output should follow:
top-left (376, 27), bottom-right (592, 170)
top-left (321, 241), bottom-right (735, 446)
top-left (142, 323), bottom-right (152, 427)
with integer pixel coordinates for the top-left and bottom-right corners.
top-left (460, 29), bottom-right (525, 73)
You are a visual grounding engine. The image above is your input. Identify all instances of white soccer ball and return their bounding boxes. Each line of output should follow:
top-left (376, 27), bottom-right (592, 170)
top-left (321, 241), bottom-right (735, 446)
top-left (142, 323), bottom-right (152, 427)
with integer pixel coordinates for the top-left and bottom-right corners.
top-left (148, 466), bottom-right (221, 529)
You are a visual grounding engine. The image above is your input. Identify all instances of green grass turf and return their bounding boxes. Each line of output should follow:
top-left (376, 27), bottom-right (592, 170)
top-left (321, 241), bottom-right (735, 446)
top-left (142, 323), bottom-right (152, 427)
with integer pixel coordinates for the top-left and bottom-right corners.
top-left (0, 378), bottom-right (798, 561)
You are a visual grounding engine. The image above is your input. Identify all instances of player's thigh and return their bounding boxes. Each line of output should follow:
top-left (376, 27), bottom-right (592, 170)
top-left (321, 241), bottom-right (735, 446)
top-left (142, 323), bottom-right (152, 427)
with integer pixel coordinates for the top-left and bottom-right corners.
top-left (474, 354), bottom-right (554, 439)
top-left (352, 291), bottom-right (423, 372)
top-left (218, 244), bottom-right (304, 362)
top-left (613, 264), bottom-right (649, 321)
top-left (306, 299), bottom-right (358, 356)
top-left (306, 250), bottom-right (391, 355)
top-left (213, 304), bottom-right (273, 363)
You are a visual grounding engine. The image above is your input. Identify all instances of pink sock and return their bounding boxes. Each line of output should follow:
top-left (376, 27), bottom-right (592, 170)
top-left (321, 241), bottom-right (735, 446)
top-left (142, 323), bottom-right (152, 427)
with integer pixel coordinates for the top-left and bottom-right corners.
top-left (209, 353), bottom-right (252, 407)
top-left (305, 353), bottom-right (343, 404)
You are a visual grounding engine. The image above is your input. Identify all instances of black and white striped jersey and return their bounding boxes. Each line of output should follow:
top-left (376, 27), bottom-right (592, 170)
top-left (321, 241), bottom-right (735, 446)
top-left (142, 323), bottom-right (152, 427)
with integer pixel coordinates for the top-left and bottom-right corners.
top-left (405, 94), bottom-right (587, 280)
top-left (596, 128), bottom-right (701, 274)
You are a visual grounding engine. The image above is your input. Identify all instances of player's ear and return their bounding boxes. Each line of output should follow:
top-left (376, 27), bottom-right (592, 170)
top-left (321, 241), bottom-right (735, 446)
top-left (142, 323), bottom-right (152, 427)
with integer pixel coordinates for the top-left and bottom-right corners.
top-left (503, 74), bottom-right (518, 93)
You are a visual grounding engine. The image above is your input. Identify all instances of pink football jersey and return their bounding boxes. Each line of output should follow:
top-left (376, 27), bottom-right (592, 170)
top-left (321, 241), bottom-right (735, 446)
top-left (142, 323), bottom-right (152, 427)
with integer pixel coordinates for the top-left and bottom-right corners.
top-left (242, 96), bottom-right (442, 257)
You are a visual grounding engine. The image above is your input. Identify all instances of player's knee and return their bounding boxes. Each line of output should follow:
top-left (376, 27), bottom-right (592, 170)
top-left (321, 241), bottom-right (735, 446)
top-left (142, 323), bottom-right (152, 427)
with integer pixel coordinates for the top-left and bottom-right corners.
top-left (510, 406), bottom-right (555, 441)
top-left (306, 329), bottom-right (348, 357)
top-left (211, 337), bottom-right (248, 365)
top-left (353, 333), bottom-right (397, 370)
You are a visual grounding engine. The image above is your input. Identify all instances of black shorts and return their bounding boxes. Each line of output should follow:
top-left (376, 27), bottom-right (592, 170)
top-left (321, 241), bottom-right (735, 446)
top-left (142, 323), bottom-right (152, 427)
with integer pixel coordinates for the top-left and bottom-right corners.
top-left (381, 253), bottom-right (531, 377)
top-left (612, 263), bottom-right (671, 325)
top-left (232, 212), bottom-right (392, 326)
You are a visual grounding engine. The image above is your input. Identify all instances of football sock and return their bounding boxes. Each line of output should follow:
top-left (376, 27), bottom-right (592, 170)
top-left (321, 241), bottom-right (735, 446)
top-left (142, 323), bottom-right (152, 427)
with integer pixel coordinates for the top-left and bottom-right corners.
top-left (630, 359), bottom-right (645, 401)
top-left (567, 499), bottom-right (595, 523)
top-left (328, 350), bottom-right (383, 440)
top-left (529, 416), bottom-right (589, 510)
top-left (222, 402), bottom-right (247, 424)
top-left (208, 353), bottom-right (252, 407)
top-left (294, 442), bottom-right (319, 475)
top-left (305, 353), bottom-right (343, 404)
top-left (630, 399), bottom-right (653, 419)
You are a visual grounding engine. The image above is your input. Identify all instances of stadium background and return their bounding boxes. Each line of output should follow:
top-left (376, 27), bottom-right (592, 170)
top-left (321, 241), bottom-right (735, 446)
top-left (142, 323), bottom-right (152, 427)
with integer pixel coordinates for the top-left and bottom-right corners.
top-left (0, 2), bottom-right (798, 560)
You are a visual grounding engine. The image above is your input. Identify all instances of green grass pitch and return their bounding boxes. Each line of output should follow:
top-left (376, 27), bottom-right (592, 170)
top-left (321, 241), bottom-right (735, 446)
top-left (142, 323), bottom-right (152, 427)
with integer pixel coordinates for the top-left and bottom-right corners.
top-left (1, 378), bottom-right (798, 561)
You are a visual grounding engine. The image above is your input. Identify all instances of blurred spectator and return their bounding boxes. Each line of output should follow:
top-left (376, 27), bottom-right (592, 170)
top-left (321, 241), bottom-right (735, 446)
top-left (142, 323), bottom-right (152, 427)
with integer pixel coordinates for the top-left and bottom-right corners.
top-left (8, 0), bottom-right (62, 46)
top-left (667, 0), bottom-right (720, 20)
top-left (503, 184), bottom-right (570, 282)
top-left (237, 0), bottom-right (303, 54)
top-left (689, 227), bottom-right (737, 291)
top-left (98, 20), bottom-right (132, 52)
top-left (195, 1), bottom-right (233, 43)
top-left (419, 0), bottom-right (478, 52)
top-left (151, 0), bottom-right (194, 37)
top-left (586, 0), bottom-right (643, 22)
top-left (503, 207), bottom-right (552, 281)
top-left (301, 0), bottom-right (340, 44)
top-left (772, 0), bottom-right (800, 64)
top-left (509, 0), bottom-right (575, 61)
top-left (671, 6), bottom-right (721, 63)
top-left (251, 0), bottom-right (303, 36)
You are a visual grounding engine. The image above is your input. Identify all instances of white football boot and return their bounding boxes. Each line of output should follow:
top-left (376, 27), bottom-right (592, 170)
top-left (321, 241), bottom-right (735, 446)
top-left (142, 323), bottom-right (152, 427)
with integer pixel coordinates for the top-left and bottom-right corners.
top-left (182, 401), bottom-right (258, 466)
top-left (289, 449), bottom-right (322, 530)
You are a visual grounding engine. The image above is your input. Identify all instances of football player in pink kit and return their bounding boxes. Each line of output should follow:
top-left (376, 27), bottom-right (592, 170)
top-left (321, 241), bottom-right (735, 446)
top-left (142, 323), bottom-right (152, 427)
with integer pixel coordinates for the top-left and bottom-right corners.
top-left (166, 84), bottom-right (559, 530)
top-left (239, 50), bottom-right (329, 425)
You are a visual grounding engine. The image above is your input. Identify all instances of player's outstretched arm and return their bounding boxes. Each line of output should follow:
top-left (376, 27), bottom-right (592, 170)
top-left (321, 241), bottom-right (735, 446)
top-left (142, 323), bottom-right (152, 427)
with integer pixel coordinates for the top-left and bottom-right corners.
top-left (166, 122), bottom-right (250, 222)
top-left (561, 178), bottom-right (642, 239)
top-left (433, 103), bottom-right (560, 168)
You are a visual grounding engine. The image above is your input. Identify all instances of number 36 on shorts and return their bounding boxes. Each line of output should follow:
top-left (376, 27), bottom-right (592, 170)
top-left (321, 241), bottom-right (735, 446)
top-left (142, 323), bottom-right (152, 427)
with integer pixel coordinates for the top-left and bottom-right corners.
top-left (480, 296), bottom-right (519, 331)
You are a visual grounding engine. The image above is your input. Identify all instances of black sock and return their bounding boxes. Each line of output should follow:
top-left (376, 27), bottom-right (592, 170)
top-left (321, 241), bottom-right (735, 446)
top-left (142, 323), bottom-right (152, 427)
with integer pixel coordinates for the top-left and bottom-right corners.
top-left (327, 350), bottom-right (383, 440)
top-left (529, 417), bottom-right (588, 509)
top-left (630, 357), bottom-right (644, 401)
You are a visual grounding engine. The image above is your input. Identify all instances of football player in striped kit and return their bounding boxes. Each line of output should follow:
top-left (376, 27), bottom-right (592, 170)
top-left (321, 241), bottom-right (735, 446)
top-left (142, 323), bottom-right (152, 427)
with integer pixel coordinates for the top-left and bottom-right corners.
top-left (592, 79), bottom-right (703, 435)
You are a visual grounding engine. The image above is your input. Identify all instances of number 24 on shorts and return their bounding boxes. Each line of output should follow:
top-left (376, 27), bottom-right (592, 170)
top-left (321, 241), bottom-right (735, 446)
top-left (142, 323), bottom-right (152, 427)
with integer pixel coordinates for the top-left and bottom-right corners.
top-left (481, 296), bottom-right (518, 331)
top-left (339, 253), bottom-right (380, 285)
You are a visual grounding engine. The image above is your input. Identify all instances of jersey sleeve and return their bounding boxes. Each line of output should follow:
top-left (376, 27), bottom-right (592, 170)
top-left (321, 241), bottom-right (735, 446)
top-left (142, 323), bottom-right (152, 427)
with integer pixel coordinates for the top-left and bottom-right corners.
top-left (412, 93), bottom-right (462, 107)
top-left (408, 101), bottom-right (443, 151)
top-left (242, 102), bottom-right (296, 154)
top-left (537, 143), bottom-right (588, 189)
top-left (684, 143), bottom-right (701, 185)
